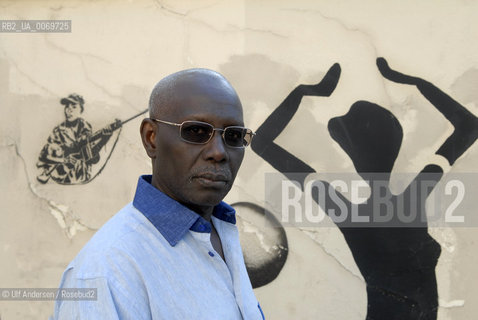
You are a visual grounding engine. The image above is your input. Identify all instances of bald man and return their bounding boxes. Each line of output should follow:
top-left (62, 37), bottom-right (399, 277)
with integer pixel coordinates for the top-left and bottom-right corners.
top-left (52, 70), bottom-right (264, 320)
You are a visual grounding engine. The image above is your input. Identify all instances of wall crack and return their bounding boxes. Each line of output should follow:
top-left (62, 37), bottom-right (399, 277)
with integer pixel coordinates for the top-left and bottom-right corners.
top-left (3, 138), bottom-right (97, 239)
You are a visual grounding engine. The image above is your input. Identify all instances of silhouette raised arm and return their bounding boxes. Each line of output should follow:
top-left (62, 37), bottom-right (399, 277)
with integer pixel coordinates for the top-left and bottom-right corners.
top-left (377, 57), bottom-right (478, 165)
top-left (252, 63), bottom-right (341, 179)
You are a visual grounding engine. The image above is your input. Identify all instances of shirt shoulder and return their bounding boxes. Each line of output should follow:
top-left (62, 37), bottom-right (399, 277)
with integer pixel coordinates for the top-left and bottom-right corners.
top-left (66, 202), bottom-right (164, 279)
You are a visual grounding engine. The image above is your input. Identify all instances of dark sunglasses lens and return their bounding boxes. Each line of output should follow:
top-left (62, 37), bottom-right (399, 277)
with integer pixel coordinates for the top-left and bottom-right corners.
top-left (224, 127), bottom-right (251, 147)
top-left (181, 122), bottom-right (213, 143)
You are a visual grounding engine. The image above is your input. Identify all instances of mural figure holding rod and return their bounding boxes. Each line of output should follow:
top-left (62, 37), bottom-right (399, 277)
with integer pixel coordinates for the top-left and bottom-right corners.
top-left (37, 93), bottom-right (147, 185)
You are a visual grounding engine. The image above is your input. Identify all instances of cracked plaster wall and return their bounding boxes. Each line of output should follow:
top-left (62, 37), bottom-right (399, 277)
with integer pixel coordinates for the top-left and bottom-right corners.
top-left (1, 0), bottom-right (478, 319)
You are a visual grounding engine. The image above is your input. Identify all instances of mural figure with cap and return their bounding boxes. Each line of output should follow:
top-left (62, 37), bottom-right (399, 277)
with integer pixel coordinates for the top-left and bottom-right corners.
top-left (37, 94), bottom-right (122, 184)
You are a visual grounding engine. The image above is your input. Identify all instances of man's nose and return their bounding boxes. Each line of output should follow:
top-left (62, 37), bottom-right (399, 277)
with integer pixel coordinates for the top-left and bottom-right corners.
top-left (203, 131), bottom-right (228, 162)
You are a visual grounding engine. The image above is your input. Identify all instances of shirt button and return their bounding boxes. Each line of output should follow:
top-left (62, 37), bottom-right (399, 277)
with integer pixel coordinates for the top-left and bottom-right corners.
top-left (208, 251), bottom-right (215, 257)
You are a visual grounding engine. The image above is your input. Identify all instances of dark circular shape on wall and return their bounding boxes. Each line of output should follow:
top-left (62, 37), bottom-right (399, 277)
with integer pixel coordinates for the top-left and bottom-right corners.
top-left (231, 201), bottom-right (288, 288)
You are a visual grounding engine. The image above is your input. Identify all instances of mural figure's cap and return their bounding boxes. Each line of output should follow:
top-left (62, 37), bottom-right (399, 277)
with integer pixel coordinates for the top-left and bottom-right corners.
top-left (60, 93), bottom-right (85, 106)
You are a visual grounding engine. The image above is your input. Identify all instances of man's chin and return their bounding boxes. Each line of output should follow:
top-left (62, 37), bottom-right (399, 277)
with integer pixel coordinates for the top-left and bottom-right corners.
top-left (193, 193), bottom-right (227, 207)
top-left (189, 187), bottom-right (231, 207)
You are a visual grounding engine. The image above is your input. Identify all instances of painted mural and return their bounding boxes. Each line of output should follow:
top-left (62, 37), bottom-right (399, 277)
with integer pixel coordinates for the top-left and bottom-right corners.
top-left (243, 58), bottom-right (477, 319)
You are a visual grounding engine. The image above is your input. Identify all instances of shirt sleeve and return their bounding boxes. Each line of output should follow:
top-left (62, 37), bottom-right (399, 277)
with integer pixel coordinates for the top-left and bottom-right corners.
top-left (53, 266), bottom-right (151, 320)
top-left (54, 275), bottom-right (119, 320)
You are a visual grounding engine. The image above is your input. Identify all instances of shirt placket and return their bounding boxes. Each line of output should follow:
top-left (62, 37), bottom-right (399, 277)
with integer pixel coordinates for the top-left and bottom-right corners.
top-left (190, 231), bottom-right (235, 293)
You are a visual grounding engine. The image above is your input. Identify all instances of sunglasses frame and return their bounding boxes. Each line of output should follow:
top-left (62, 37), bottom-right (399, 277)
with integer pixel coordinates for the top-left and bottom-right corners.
top-left (150, 118), bottom-right (255, 148)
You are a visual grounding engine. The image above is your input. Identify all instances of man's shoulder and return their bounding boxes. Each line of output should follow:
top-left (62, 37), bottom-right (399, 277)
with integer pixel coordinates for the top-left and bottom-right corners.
top-left (67, 203), bottom-right (162, 279)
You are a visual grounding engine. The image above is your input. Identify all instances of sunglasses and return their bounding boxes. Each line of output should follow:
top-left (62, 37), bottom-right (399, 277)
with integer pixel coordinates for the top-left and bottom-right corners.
top-left (151, 118), bottom-right (255, 148)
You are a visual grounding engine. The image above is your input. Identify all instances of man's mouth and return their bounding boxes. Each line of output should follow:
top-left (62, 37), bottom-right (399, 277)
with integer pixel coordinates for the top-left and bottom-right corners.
top-left (193, 173), bottom-right (230, 188)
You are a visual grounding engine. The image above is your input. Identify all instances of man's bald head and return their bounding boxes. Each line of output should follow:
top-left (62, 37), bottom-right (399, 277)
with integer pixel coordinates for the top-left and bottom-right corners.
top-left (148, 69), bottom-right (242, 119)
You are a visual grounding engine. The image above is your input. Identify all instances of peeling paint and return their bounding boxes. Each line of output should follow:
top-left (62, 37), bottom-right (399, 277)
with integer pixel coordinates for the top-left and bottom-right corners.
top-left (439, 299), bottom-right (465, 308)
top-left (48, 200), bottom-right (68, 229)
top-left (239, 217), bottom-right (276, 254)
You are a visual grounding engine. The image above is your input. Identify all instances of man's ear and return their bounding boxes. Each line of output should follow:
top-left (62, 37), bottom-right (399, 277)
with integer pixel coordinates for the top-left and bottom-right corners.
top-left (140, 119), bottom-right (157, 158)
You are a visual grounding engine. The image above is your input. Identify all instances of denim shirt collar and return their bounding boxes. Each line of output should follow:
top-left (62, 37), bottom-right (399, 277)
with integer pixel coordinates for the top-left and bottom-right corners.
top-left (133, 175), bottom-right (236, 247)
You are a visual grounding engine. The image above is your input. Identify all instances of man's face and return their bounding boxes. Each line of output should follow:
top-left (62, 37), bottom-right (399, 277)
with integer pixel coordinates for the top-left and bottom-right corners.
top-left (64, 102), bottom-right (81, 122)
top-left (150, 76), bottom-right (245, 211)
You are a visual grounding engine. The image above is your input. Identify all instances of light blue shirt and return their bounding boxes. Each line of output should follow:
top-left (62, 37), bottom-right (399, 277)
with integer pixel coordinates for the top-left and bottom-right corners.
top-left (52, 175), bottom-right (264, 320)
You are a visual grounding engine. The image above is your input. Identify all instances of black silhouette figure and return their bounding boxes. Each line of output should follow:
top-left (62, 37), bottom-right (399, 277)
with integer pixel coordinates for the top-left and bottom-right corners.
top-left (328, 102), bottom-right (442, 319)
top-left (251, 58), bottom-right (478, 319)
